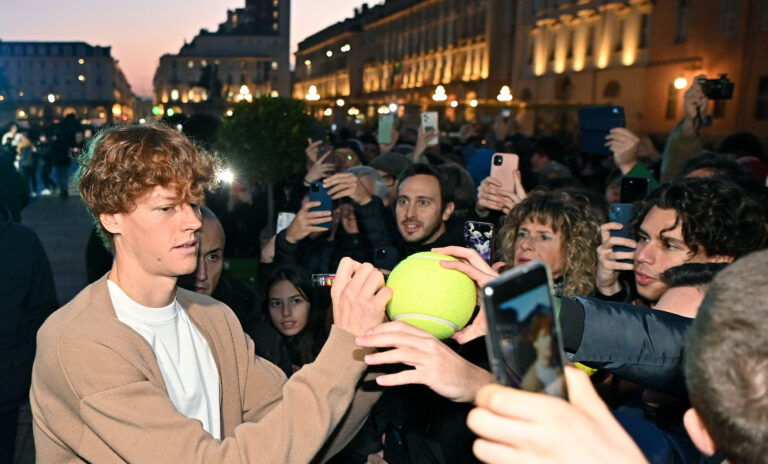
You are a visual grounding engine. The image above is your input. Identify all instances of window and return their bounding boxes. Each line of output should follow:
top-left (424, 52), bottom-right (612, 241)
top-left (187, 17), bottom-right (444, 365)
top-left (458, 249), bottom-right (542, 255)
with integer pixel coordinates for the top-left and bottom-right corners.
top-left (640, 14), bottom-right (651, 48)
top-left (719, 0), bottom-right (740, 37)
top-left (763, 0), bottom-right (768, 31)
top-left (604, 80), bottom-right (621, 98)
top-left (675, 0), bottom-right (691, 43)
top-left (615, 19), bottom-right (624, 52)
top-left (586, 25), bottom-right (594, 56)
top-left (755, 76), bottom-right (768, 119)
top-left (666, 84), bottom-right (679, 120)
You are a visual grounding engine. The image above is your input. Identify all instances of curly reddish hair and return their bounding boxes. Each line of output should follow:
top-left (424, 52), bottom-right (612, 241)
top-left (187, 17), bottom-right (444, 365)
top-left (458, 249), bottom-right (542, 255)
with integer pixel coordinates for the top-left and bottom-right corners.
top-left (76, 123), bottom-right (219, 249)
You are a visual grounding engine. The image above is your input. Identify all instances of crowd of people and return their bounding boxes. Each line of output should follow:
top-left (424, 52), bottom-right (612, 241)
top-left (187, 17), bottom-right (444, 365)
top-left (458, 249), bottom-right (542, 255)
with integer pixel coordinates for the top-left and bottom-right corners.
top-left (1, 75), bottom-right (767, 464)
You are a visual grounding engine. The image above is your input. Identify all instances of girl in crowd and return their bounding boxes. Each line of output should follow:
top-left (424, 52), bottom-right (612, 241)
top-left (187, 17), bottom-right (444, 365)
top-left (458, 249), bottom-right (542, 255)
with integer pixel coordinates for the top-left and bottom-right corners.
top-left (262, 266), bottom-right (329, 371)
top-left (499, 191), bottom-right (601, 297)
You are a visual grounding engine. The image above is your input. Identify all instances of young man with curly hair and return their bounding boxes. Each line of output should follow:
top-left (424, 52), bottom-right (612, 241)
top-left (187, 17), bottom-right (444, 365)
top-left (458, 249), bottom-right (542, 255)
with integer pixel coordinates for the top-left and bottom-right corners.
top-left (29, 123), bottom-right (391, 463)
top-left (595, 177), bottom-right (765, 304)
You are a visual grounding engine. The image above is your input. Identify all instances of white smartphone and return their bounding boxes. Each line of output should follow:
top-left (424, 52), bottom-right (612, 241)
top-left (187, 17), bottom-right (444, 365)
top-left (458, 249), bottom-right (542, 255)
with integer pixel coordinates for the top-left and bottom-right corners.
top-left (421, 111), bottom-right (439, 146)
top-left (276, 212), bottom-right (296, 235)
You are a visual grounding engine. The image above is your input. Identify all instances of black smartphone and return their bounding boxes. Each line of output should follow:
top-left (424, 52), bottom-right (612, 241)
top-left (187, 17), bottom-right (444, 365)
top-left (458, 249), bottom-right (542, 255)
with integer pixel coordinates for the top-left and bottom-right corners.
top-left (464, 221), bottom-right (495, 263)
top-left (578, 105), bottom-right (625, 156)
top-left (308, 181), bottom-right (333, 229)
top-left (620, 177), bottom-right (650, 204)
top-left (482, 261), bottom-right (568, 399)
top-left (374, 247), bottom-right (399, 271)
top-left (609, 203), bottom-right (635, 264)
top-left (382, 422), bottom-right (406, 464)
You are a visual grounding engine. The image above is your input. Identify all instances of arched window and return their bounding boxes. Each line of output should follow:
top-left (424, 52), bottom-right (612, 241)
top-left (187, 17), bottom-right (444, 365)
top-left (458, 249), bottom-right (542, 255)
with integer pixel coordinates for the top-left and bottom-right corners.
top-left (603, 80), bottom-right (621, 98)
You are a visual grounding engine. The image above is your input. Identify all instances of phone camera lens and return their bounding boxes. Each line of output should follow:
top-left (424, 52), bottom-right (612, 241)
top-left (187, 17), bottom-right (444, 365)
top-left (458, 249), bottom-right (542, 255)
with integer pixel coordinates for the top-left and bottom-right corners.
top-left (493, 156), bottom-right (502, 166)
top-left (311, 184), bottom-right (319, 192)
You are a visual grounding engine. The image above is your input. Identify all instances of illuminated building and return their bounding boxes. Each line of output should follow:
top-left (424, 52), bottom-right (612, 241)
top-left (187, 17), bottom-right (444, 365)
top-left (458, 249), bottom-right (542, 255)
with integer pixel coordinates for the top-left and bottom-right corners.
top-left (294, 0), bottom-right (516, 123)
top-left (0, 40), bottom-right (135, 126)
top-left (513, 0), bottom-right (768, 138)
top-left (511, 1), bottom-right (653, 134)
top-left (153, 0), bottom-right (290, 115)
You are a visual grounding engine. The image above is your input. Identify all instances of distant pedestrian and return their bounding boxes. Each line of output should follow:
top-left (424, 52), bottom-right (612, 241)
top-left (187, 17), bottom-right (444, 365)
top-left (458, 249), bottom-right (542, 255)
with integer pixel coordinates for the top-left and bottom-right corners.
top-left (0, 202), bottom-right (58, 462)
top-left (17, 134), bottom-right (39, 197)
top-left (49, 133), bottom-right (71, 198)
top-left (36, 134), bottom-right (56, 195)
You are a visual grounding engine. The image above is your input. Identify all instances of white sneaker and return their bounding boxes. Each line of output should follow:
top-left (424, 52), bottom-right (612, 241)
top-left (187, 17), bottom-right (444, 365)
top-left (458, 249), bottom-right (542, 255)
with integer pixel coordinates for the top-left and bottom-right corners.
top-left (41, 189), bottom-right (52, 196)
top-left (31, 192), bottom-right (38, 198)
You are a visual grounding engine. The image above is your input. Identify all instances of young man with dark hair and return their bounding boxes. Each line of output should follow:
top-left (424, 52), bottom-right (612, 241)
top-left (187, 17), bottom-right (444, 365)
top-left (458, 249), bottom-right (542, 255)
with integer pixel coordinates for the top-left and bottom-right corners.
top-left (30, 123), bottom-right (390, 462)
top-left (395, 163), bottom-right (461, 257)
top-left (596, 177), bottom-right (765, 304)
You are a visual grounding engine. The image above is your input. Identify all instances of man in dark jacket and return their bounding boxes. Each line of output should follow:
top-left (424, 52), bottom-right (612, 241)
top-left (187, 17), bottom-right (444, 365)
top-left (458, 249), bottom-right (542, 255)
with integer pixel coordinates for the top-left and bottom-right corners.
top-left (0, 203), bottom-right (58, 462)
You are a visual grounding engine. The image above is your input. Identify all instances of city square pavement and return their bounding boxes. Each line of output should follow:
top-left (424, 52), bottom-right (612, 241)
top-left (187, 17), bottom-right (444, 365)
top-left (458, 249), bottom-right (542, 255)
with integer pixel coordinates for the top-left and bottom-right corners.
top-left (14, 193), bottom-right (94, 464)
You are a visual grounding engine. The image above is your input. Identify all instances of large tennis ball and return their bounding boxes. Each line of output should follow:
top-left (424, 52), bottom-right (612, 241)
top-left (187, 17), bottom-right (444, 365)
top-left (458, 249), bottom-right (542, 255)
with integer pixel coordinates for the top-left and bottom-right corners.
top-left (386, 252), bottom-right (477, 339)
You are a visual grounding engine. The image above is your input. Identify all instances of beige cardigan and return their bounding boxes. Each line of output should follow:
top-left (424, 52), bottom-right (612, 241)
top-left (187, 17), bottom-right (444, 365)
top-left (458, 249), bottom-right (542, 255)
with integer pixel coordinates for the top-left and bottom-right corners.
top-left (30, 275), bottom-right (380, 463)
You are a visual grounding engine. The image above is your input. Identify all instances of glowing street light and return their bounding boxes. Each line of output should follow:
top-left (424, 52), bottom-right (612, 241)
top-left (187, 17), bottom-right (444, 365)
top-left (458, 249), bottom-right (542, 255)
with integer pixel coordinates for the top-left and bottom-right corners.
top-left (496, 85), bottom-right (513, 102)
top-left (305, 85), bottom-right (320, 101)
top-left (47, 93), bottom-right (56, 103)
top-left (470, 99), bottom-right (478, 108)
top-left (323, 108), bottom-right (333, 116)
top-left (432, 85), bottom-right (448, 102)
top-left (377, 106), bottom-right (390, 115)
top-left (450, 100), bottom-right (458, 108)
top-left (674, 77), bottom-right (688, 90)
top-left (347, 107), bottom-right (360, 116)
top-left (388, 103), bottom-right (398, 113)
top-left (336, 98), bottom-right (345, 107)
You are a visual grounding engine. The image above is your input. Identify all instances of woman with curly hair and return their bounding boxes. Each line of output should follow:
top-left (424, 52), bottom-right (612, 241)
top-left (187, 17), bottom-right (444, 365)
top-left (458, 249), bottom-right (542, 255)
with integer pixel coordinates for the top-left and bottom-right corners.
top-left (499, 192), bottom-right (601, 297)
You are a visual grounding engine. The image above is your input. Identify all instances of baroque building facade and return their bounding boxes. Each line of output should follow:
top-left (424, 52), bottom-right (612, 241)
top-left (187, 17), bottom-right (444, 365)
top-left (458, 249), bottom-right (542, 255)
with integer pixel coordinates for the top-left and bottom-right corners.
top-left (0, 40), bottom-right (135, 126)
top-left (295, 0), bottom-right (768, 140)
top-left (153, 0), bottom-right (291, 116)
top-left (294, 0), bottom-right (516, 124)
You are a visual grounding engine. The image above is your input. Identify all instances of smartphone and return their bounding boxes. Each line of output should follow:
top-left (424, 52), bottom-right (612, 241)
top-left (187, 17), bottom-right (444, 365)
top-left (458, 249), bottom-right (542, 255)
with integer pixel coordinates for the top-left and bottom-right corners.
top-left (421, 111), bottom-right (439, 146)
top-left (276, 212), bottom-right (296, 235)
top-left (382, 422), bottom-right (406, 464)
top-left (578, 105), bottom-right (625, 156)
top-left (482, 261), bottom-right (568, 399)
top-left (311, 274), bottom-right (335, 287)
top-left (489, 153), bottom-right (519, 192)
top-left (620, 176), bottom-right (650, 204)
top-left (464, 221), bottom-right (495, 263)
top-left (374, 246), bottom-right (399, 271)
top-left (378, 114), bottom-right (395, 145)
top-left (308, 181), bottom-right (333, 229)
top-left (609, 203), bottom-right (635, 264)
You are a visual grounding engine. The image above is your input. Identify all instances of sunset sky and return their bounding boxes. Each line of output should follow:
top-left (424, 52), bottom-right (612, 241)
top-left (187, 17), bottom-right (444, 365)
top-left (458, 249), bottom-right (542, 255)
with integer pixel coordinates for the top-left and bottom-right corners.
top-left (0, 0), bottom-right (376, 97)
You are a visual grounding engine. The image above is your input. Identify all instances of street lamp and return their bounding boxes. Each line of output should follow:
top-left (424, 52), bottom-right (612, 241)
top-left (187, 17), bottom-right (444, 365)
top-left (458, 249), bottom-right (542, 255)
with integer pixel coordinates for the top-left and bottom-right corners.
top-left (496, 85), bottom-right (513, 102)
top-left (432, 85), bottom-right (448, 102)
top-left (336, 98), bottom-right (345, 107)
top-left (47, 93), bottom-right (56, 103)
top-left (305, 85), bottom-right (320, 101)
top-left (470, 99), bottom-right (478, 108)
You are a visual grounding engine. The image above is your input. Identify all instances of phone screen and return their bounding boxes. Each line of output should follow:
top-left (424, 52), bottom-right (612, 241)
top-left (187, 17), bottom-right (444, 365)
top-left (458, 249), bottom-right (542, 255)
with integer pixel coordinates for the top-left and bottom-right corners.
top-left (483, 263), bottom-right (567, 399)
top-left (378, 114), bottom-right (394, 145)
top-left (464, 221), bottom-right (494, 263)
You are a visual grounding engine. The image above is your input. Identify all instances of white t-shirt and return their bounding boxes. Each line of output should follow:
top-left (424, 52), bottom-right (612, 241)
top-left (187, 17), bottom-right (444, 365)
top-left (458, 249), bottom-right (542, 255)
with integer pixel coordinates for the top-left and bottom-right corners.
top-left (107, 280), bottom-right (221, 439)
